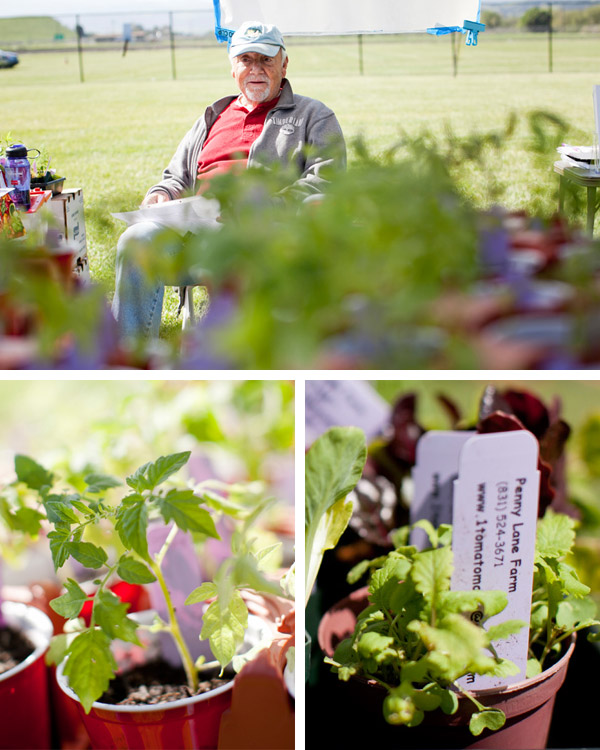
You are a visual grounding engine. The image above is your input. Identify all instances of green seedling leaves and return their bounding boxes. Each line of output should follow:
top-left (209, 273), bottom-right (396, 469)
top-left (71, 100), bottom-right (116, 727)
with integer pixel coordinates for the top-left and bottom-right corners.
top-left (305, 426), bottom-right (367, 606)
top-left (67, 541), bottom-right (108, 570)
top-left (84, 474), bottom-right (122, 494)
top-left (126, 451), bottom-right (191, 493)
top-left (93, 589), bottom-right (141, 645)
top-left (157, 489), bottom-right (220, 537)
top-left (63, 629), bottom-right (117, 713)
top-left (48, 525), bottom-right (72, 570)
top-left (185, 582), bottom-right (218, 605)
top-left (484, 620), bottom-right (527, 643)
top-left (45, 633), bottom-right (68, 667)
top-left (9, 507), bottom-right (45, 536)
top-left (536, 510), bottom-right (576, 559)
top-left (411, 546), bottom-right (452, 606)
top-left (469, 708), bottom-right (506, 736)
top-left (14, 454), bottom-right (54, 490)
top-left (50, 578), bottom-right (88, 619)
top-left (43, 494), bottom-right (80, 525)
top-left (115, 495), bottom-right (149, 561)
top-left (117, 556), bottom-right (157, 585)
top-left (329, 510), bottom-right (600, 739)
top-left (201, 588), bottom-right (248, 670)
top-left (556, 562), bottom-right (590, 598)
top-left (5, 449), bottom-right (278, 717)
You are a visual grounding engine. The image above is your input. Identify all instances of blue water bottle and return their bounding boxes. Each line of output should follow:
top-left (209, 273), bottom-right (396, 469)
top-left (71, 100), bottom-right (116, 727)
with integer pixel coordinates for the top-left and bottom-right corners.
top-left (4, 143), bottom-right (32, 211)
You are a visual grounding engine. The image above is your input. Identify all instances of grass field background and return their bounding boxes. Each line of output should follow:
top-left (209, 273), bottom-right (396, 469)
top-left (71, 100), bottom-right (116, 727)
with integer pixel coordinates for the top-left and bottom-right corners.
top-left (3, 32), bottom-right (599, 333)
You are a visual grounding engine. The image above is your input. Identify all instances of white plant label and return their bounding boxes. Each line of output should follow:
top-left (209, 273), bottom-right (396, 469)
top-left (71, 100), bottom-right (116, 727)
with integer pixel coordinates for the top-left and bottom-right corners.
top-left (451, 431), bottom-right (540, 691)
top-left (305, 380), bottom-right (390, 446)
top-left (410, 431), bottom-right (474, 549)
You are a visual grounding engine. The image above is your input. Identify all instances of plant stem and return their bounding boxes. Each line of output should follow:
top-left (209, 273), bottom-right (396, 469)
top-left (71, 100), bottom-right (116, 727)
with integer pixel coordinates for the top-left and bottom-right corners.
top-left (149, 526), bottom-right (198, 692)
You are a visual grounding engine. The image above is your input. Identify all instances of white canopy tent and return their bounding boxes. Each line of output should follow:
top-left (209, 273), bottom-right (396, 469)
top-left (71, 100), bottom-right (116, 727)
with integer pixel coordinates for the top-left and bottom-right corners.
top-left (212, 0), bottom-right (484, 45)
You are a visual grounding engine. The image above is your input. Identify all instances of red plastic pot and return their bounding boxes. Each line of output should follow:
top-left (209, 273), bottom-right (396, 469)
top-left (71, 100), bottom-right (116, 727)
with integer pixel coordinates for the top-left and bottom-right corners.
top-left (55, 612), bottom-right (271, 750)
top-left (0, 601), bottom-right (53, 749)
top-left (318, 587), bottom-right (576, 750)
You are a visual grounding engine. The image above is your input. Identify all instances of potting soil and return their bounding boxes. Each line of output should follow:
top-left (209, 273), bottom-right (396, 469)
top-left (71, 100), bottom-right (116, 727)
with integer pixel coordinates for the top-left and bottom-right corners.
top-left (0, 625), bottom-right (35, 675)
top-left (99, 660), bottom-right (232, 706)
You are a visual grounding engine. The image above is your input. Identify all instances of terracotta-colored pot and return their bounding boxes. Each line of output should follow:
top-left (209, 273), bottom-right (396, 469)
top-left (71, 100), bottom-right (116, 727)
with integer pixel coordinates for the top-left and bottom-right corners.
top-left (56, 612), bottom-right (271, 750)
top-left (317, 587), bottom-right (575, 750)
top-left (0, 602), bottom-right (53, 749)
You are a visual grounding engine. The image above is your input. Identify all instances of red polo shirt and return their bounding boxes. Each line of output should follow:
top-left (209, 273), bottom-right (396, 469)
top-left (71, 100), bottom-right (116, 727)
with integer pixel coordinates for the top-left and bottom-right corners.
top-left (196, 95), bottom-right (280, 189)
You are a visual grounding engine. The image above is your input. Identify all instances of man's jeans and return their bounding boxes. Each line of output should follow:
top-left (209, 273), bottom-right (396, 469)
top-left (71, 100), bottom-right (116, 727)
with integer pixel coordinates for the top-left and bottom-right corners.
top-left (112, 221), bottom-right (192, 339)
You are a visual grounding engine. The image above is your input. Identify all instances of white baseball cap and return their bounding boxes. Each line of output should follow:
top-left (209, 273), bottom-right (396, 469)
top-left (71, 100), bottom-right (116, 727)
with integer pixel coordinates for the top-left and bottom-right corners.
top-left (229, 21), bottom-right (286, 59)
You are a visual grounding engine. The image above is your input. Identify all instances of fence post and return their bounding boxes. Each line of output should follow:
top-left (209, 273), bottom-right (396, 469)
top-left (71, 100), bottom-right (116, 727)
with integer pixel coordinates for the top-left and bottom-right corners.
top-left (169, 11), bottom-right (177, 80)
top-left (358, 34), bottom-right (364, 75)
top-left (76, 15), bottom-right (85, 83)
top-left (548, 3), bottom-right (553, 73)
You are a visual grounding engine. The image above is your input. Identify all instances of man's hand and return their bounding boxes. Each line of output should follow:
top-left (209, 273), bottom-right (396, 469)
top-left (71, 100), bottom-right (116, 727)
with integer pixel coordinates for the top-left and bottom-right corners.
top-left (141, 191), bottom-right (170, 208)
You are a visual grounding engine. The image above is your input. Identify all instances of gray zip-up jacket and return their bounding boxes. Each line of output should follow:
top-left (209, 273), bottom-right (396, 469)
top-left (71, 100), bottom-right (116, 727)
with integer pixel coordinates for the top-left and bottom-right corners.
top-left (145, 79), bottom-right (345, 203)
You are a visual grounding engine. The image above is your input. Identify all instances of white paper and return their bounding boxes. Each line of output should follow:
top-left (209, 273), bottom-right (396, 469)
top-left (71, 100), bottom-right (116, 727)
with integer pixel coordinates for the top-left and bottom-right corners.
top-left (556, 143), bottom-right (598, 170)
top-left (410, 431), bottom-right (474, 549)
top-left (216, 0), bottom-right (481, 34)
top-left (451, 431), bottom-right (540, 691)
top-left (112, 195), bottom-right (221, 235)
top-left (305, 380), bottom-right (390, 446)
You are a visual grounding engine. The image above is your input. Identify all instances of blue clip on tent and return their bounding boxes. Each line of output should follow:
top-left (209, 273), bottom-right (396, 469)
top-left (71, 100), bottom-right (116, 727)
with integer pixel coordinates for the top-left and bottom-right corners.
top-left (213, 0), bottom-right (485, 47)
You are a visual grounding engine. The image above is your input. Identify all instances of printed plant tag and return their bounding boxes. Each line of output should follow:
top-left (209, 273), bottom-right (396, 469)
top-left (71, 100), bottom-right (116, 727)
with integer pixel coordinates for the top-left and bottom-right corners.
top-left (451, 431), bottom-right (540, 690)
top-left (305, 380), bottom-right (390, 446)
top-left (410, 431), bottom-right (474, 549)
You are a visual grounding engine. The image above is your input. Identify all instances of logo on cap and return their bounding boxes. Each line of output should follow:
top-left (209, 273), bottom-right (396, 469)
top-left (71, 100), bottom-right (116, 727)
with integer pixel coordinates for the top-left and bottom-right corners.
top-left (246, 27), bottom-right (262, 38)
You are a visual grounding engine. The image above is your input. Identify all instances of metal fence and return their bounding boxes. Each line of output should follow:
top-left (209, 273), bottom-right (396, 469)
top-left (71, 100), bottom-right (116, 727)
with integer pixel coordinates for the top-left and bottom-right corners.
top-left (1, 4), bottom-right (599, 82)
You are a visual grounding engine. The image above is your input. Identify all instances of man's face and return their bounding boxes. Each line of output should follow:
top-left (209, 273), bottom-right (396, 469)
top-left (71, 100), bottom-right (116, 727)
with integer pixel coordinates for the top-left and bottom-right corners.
top-left (231, 49), bottom-right (288, 105)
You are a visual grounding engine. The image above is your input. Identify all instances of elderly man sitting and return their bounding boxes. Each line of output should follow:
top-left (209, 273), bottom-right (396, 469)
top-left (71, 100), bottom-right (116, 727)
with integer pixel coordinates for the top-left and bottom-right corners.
top-left (112, 21), bottom-right (346, 339)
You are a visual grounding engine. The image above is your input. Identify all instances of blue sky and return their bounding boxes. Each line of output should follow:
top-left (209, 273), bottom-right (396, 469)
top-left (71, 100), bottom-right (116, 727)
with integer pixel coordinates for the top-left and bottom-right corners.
top-left (0, 1), bottom-right (213, 17)
top-left (0, 2), bottom-right (216, 35)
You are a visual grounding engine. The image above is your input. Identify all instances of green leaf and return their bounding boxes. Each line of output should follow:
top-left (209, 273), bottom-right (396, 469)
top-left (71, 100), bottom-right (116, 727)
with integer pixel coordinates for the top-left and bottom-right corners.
top-left (84, 474), bottom-right (122, 494)
top-left (125, 461), bottom-right (154, 492)
top-left (115, 495), bottom-right (149, 560)
top-left (412, 519), bottom-right (439, 548)
top-left (254, 542), bottom-right (282, 570)
top-left (14, 454), bottom-right (54, 490)
top-left (50, 578), bottom-right (88, 619)
top-left (536, 510), bottom-right (576, 559)
top-left (411, 546), bottom-right (452, 606)
top-left (185, 582), bottom-right (218, 605)
top-left (43, 495), bottom-right (80, 525)
top-left (357, 631), bottom-right (396, 665)
top-left (557, 562), bottom-right (590, 598)
top-left (48, 525), bottom-right (72, 570)
top-left (63, 629), bottom-right (117, 713)
top-left (469, 708), bottom-right (506, 736)
top-left (12, 507), bottom-right (45, 535)
top-left (305, 426), bottom-right (367, 606)
top-left (67, 541), bottom-right (108, 570)
top-left (556, 597), bottom-right (598, 630)
top-left (527, 657), bottom-right (542, 678)
top-left (201, 589), bottom-right (248, 669)
top-left (126, 452), bottom-right (191, 492)
top-left (117, 556), bottom-right (157, 584)
top-left (232, 553), bottom-right (283, 597)
top-left (93, 589), bottom-right (140, 644)
top-left (45, 633), bottom-right (68, 666)
top-left (157, 489), bottom-right (220, 536)
top-left (437, 590), bottom-right (507, 619)
top-left (485, 620), bottom-right (526, 643)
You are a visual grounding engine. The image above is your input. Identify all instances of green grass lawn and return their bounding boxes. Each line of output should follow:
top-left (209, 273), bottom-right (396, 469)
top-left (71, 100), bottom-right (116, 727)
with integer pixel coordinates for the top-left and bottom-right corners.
top-left (3, 32), bottom-right (599, 337)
